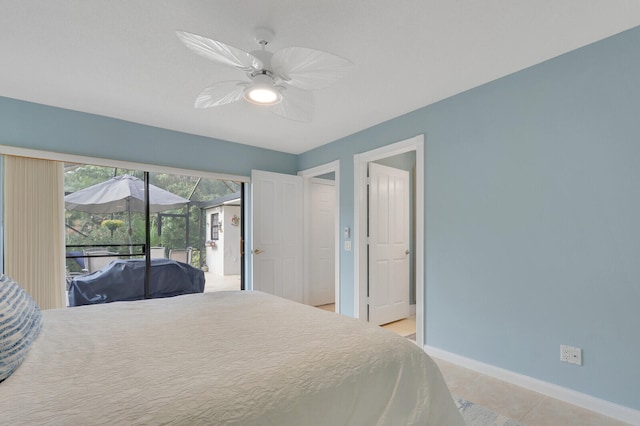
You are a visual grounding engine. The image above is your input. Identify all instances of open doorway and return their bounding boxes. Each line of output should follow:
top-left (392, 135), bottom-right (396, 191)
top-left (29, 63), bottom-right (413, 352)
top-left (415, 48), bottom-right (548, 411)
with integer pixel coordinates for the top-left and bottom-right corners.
top-left (201, 192), bottom-right (242, 292)
top-left (299, 161), bottom-right (340, 313)
top-left (249, 165), bottom-right (340, 311)
top-left (354, 135), bottom-right (424, 347)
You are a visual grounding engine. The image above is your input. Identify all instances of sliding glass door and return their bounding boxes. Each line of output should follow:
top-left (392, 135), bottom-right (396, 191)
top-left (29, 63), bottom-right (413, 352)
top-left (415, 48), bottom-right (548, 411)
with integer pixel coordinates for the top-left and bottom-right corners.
top-left (64, 164), bottom-right (243, 306)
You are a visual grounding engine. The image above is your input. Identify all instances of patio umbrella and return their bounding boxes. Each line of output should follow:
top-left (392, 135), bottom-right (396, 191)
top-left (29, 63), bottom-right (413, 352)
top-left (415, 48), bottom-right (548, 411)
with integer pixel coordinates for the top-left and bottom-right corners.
top-left (65, 174), bottom-right (189, 252)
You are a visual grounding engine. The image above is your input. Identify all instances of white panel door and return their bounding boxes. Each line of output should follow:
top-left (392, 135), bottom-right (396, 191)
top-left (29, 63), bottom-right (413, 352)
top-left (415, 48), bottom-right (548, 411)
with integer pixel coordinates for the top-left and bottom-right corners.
top-left (307, 178), bottom-right (336, 306)
top-left (368, 163), bottom-right (410, 325)
top-left (251, 170), bottom-right (303, 302)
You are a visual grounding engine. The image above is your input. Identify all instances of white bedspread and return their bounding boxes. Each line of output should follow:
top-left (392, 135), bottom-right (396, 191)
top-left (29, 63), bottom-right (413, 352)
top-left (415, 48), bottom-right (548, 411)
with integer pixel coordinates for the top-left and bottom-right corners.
top-left (0, 291), bottom-right (464, 425)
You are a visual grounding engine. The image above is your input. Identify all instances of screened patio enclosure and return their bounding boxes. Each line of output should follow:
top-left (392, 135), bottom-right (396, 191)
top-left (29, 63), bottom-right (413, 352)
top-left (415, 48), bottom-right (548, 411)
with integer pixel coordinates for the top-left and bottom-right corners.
top-left (64, 164), bottom-right (243, 300)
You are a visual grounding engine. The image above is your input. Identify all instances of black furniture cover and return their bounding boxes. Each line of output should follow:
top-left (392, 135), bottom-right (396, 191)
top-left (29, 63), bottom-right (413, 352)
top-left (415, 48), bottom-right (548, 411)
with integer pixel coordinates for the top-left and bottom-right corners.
top-left (68, 258), bottom-right (205, 307)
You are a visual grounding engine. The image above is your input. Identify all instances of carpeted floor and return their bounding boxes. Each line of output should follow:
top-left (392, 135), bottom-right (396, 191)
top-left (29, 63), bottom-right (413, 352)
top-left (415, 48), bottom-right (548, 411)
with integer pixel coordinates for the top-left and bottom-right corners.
top-left (455, 397), bottom-right (525, 426)
top-left (402, 334), bottom-right (524, 425)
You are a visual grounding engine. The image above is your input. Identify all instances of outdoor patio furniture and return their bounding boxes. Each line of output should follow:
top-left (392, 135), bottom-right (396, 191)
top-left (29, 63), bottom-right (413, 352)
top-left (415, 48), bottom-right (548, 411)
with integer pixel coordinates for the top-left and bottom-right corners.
top-left (67, 258), bottom-right (205, 306)
top-left (169, 247), bottom-right (192, 265)
top-left (150, 246), bottom-right (167, 258)
top-left (83, 249), bottom-right (120, 273)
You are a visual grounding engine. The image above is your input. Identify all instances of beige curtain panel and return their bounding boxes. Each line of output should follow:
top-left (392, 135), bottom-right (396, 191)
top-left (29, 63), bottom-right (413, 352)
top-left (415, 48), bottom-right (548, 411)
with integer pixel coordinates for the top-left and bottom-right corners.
top-left (3, 155), bottom-right (66, 310)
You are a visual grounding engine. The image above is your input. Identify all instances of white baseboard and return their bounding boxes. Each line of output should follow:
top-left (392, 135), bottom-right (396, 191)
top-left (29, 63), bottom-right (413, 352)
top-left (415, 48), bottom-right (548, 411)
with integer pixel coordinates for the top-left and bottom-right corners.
top-left (424, 345), bottom-right (640, 425)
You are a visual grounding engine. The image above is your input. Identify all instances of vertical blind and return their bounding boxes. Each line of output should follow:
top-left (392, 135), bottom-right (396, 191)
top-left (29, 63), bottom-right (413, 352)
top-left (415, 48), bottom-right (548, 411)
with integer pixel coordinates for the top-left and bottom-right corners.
top-left (3, 155), bottom-right (65, 309)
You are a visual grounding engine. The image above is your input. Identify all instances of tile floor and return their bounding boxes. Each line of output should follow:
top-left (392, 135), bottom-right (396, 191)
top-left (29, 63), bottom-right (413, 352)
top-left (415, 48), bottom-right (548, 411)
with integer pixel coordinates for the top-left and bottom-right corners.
top-left (314, 304), bottom-right (630, 426)
top-left (203, 272), bottom-right (241, 292)
top-left (380, 315), bottom-right (416, 337)
top-left (315, 303), bottom-right (337, 312)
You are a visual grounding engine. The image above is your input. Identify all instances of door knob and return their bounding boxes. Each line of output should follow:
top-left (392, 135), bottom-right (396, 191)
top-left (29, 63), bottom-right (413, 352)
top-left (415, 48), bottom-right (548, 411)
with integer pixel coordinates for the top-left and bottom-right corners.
top-left (252, 249), bottom-right (264, 255)
top-left (405, 249), bottom-right (410, 255)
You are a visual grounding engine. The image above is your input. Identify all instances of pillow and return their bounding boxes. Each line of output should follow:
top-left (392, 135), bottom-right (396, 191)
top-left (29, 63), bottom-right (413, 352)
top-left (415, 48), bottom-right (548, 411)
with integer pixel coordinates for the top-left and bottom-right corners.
top-left (0, 275), bottom-right (42, 382)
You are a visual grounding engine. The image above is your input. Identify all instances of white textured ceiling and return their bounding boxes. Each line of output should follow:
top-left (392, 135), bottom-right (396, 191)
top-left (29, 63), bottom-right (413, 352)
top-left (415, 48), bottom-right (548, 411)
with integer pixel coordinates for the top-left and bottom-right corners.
top-left (1, 1), bottom-right (639, 154)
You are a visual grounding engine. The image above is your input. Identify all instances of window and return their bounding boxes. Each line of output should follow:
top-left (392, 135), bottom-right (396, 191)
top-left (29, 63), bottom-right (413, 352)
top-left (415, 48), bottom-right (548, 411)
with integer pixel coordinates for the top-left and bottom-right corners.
top-left (0, 150), bottom-right (246, 307)
top-left (210, 213), bottom-right (220, 240)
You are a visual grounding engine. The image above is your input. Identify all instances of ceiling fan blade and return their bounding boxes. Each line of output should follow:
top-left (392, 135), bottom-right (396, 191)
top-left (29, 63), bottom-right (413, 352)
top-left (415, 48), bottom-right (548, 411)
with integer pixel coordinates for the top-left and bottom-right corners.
top-left (176, 31), bottom-right (262, 72)
top-left (271, 47), bottom-right (353, 91)
top-left (270, 86), bottom-right (314, 122)
top-left (194, 81), bottom-right (247, 109)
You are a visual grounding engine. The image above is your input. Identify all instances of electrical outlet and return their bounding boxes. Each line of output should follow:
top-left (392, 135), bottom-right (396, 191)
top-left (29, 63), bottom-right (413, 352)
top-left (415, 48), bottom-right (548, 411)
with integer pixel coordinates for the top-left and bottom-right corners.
top-left (560, 345), bottom-right (570, 362)
top-left (560, 345), bottom-right (582, 366)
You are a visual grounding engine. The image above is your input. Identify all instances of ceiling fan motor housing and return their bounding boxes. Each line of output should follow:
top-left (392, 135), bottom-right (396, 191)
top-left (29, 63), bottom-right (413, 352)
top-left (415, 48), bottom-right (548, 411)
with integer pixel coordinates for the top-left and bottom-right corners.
top-left (250, 49), bottom-right (274, 73)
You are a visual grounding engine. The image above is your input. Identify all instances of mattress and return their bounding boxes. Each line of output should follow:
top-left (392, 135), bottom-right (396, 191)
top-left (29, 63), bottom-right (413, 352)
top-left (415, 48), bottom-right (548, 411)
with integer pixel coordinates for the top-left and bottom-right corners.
top-left (0, 291), bottom-right (464, 425)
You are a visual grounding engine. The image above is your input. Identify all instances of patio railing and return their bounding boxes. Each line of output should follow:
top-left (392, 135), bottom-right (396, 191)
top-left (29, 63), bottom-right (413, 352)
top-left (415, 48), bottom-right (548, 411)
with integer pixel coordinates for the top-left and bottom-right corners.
top-left (65, 243), bottom-right (146, 258)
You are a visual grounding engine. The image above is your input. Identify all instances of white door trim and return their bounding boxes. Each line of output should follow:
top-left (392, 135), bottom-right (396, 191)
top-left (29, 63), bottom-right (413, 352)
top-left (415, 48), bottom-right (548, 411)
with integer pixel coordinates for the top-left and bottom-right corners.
top-left (354, 135), bottom-right (424, 348)
top-left (298, 160), bottom-right (340, 313)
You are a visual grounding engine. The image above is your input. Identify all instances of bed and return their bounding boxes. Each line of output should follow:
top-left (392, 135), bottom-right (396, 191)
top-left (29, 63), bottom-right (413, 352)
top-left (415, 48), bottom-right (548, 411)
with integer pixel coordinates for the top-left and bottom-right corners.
top-left (1, 288), bottom-right (464, 425)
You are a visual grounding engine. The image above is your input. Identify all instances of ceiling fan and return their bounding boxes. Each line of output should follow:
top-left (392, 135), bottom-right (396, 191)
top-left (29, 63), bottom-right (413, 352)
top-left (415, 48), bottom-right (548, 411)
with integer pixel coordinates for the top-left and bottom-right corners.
top-left (176, 28), bottom-right (353, 122)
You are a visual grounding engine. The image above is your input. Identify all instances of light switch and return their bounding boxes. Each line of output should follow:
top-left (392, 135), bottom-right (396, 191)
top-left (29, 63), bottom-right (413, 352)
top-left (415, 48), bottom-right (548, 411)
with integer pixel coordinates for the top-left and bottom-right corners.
top-left (344, 240), bottom-right (352, 251)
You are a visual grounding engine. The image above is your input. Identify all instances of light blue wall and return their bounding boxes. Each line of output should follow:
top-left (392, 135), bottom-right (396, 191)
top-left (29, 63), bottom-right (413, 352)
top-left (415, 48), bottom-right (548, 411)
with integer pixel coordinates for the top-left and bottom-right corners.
top-left (299, 26), bottom-right (640, 410)
top-left (0, 97), bottom-right (298, 177)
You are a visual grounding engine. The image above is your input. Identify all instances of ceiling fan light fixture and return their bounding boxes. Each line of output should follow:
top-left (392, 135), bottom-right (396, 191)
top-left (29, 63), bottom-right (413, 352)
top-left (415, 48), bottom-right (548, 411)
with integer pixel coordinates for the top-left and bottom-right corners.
top-left (243, 73), bottom-right (282, 106)
top-left (177, 29), bottom-right (352, 120)
top-left (245, 87), bottom-right (280, 104)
